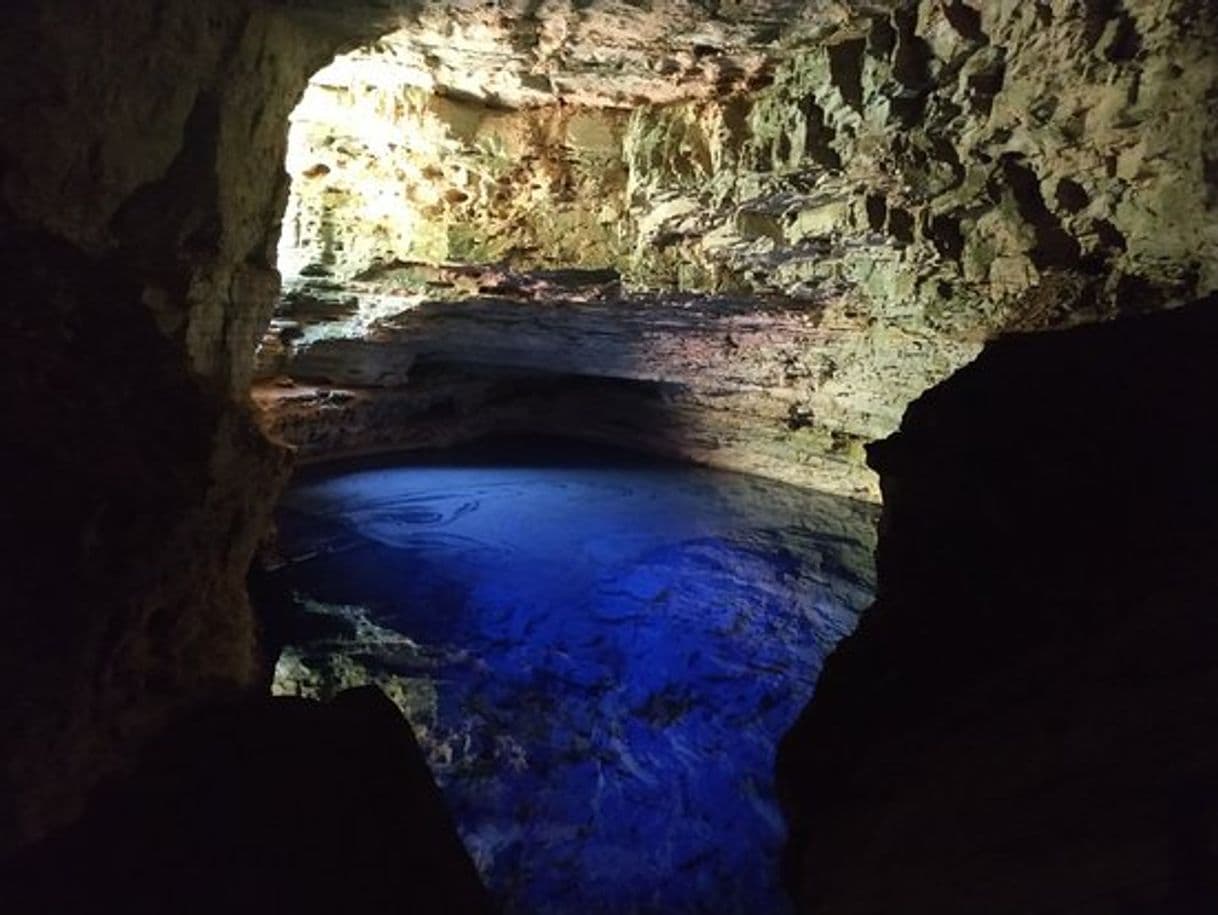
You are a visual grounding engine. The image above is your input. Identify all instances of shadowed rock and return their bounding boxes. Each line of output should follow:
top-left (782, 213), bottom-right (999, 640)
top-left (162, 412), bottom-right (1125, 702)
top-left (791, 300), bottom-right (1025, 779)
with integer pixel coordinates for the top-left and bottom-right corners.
top-left (779, 296), bottom-right (1218, 914)
top-left (1, 687), bottom-right (493, 915)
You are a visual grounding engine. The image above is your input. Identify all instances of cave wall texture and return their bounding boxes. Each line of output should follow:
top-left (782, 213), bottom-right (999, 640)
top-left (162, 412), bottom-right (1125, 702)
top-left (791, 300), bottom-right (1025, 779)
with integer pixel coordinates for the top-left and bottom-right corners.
top-left (1, 1), bottom-right (1217, 911)
top-left (280, 56), bottom-right (632, 275)
top-left (261, 0), bottom-right (1217, 498)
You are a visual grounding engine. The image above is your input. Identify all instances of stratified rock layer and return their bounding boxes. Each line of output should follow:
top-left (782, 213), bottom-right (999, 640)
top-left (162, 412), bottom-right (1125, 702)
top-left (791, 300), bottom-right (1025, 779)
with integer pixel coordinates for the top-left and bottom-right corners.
top-left (255, 267), bottom-right (889, 497)
top-left (269, 0), bottom-right (1218, 494)
top-left (778, 296), bottom-right (1218, 913)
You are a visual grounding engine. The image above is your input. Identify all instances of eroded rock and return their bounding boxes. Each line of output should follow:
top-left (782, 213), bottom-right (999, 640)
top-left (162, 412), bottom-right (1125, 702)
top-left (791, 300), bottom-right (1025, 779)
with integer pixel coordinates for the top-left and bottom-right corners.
top-left (266, 0), bottom-right (1217, 496)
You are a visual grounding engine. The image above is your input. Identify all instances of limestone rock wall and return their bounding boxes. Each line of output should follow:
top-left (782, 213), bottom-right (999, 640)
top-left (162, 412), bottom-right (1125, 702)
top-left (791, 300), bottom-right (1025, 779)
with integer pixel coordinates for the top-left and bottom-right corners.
top-left (4, 0), bottom-right (1216, 880)
top-left (255, 271), bottom-right (885, 495)
top-left (273, 0), bottom-right (829, 282)
top-left (623, 0), bottom-right (1218, 445)
top-left (265, 0), bottom-right (1217, 494)
top-left (0, 0), bottom-right (889, 847)
top-left (280, 60), bottom-right (631, 277)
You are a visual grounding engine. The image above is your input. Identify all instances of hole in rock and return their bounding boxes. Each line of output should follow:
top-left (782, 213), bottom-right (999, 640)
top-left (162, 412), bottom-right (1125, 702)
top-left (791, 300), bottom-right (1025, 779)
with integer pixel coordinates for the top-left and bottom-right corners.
top-left (255, 437), bottom-right (877, 914)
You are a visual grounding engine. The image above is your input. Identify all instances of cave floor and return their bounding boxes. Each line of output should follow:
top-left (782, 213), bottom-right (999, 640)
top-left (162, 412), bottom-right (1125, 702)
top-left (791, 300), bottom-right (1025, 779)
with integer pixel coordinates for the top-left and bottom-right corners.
top-left (258, 438), bottom-right (876, 914)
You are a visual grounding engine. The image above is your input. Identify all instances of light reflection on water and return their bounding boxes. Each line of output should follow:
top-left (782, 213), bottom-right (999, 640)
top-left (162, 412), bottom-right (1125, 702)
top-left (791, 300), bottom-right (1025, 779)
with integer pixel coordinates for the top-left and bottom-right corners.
top-left (262, 440), bottom-right (877, 915)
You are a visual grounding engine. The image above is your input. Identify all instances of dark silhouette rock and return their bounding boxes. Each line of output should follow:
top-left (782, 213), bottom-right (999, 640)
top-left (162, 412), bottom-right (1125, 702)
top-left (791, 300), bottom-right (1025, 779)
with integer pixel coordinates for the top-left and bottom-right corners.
top-left (0, 687), bottom-right (494, 914)
top-left (779, 296), bottom-right (1218, 914)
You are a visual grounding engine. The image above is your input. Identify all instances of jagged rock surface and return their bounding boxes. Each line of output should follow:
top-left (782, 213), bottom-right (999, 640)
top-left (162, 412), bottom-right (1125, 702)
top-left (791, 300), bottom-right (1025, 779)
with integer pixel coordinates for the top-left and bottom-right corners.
top-left (0, 688), bottom-right (493, 915)
top-left (267, 0), bottom-right (1218, 494)
top-left (3, 5), bottom-right (1217, 910)
top-left (0, 0), bottom-right (899, 850)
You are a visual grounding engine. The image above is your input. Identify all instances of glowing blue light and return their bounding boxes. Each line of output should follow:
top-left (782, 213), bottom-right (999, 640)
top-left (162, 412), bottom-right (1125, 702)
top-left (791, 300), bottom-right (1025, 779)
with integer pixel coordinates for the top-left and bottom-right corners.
top-left (267, 442), bottom-right (875, 915)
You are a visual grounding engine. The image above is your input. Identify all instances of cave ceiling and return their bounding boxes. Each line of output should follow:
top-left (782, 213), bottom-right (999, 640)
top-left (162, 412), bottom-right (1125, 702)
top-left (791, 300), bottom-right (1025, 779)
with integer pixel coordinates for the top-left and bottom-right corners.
top-left (284, 0), bottom-right (899, 108)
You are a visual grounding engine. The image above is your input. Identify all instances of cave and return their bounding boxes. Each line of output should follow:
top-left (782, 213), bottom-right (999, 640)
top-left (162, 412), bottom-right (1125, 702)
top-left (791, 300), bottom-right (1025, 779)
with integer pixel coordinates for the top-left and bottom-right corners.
top-left (2, 2), bottom-right (1218, 914)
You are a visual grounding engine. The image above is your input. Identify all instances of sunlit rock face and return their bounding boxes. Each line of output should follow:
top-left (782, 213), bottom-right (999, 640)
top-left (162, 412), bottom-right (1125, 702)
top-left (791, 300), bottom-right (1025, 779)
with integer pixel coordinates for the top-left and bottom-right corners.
top-left (279, 67), bottom-right (632, 276)
top-left (262, 0), bottom-right (1218, 499)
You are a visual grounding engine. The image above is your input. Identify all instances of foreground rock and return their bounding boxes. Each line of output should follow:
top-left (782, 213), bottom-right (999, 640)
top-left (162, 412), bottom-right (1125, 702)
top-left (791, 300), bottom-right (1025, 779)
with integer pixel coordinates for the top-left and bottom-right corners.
top-left (778, 295), bottom-right (1218, 913)
top-left (0, 687), bottom-right (492, 915)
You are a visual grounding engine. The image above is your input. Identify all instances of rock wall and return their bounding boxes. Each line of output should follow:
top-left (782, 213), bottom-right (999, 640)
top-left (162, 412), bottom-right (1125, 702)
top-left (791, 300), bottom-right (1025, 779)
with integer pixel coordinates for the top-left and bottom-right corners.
top-left (778, 296), bottom-right (1218, 913)
top-left (255, 268), bottom-right (885, 496)
top-left (0, 0), bottom-right (390, 849)
top-left (280, 53), bottom-right (631, 276)
top-left (1, 688), bottom-right (493, 914)
top-left (274, 0), bottom-right (823, 280)
top-left (262, 0), bottom-right (1218, 495)
top-left (0, 0), bottom-right (881, 849)
top-left (623, 0), bottom-right (1218, 450)
top-left (3, 0), bottom-right (1217, 894)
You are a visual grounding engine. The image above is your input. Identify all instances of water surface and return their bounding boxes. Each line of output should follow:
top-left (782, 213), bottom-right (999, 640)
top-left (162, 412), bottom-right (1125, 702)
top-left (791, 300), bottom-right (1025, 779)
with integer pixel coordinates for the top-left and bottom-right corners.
top-left (262, 439), bottom-right (876, 914)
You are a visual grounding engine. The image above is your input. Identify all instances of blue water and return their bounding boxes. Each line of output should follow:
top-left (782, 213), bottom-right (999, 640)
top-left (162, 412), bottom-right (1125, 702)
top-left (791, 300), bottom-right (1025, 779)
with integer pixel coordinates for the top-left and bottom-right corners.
top-left (263, 440), bottom-right (876, 915)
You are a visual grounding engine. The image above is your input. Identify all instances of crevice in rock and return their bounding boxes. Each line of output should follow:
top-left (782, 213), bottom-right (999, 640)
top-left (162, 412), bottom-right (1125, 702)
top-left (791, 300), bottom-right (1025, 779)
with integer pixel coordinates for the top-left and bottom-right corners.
top-left (1055, 177), bottom-right (1089, 214)
top-left (966, 56), bottom-right (1005, 117)
top-left (926, 213), bottom-right (964, 260)
top-left (942, 2), bottom-right (988, 44)
top-left (1001, 155), bottom-right (1082, 270)
top-left (1082, 0), bottom-right (1121, 49)
top-left (930, 134), bottom-right (965, 190)
top-left (1204, 153), bottom-right (1218, 206)
top-left (1104, 12), bottom-right (1143, 62)
top-left (827, 38), bottom-right (866, 113)
top-left (867, 15), bottom-right (897, 59)
top-left (889, 8), bottom-right (932, 126)
top-left (865, 193), bottom-right (887, 232)
top-left (887, 206), bottom-right (915, 244)
top-left (801, 96), bottom-right (842, 169)
top-left (1092, 217), bottom-right (1128, 253)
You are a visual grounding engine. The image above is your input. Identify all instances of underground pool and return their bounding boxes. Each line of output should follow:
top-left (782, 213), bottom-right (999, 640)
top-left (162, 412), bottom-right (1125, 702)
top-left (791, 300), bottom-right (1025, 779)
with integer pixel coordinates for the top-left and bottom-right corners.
top-left (257, 438), bottom-right (878, 914)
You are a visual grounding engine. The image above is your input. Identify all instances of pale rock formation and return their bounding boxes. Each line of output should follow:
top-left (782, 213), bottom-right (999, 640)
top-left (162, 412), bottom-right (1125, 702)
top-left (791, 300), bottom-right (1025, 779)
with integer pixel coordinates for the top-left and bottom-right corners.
top-left (263, 0), bottom-right (1217, 498)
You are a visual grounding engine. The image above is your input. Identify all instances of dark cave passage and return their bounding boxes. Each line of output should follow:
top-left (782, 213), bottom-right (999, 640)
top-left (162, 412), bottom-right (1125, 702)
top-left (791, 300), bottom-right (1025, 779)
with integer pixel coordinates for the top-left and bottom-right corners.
top-left (256, 438), bottom-right (877, 914)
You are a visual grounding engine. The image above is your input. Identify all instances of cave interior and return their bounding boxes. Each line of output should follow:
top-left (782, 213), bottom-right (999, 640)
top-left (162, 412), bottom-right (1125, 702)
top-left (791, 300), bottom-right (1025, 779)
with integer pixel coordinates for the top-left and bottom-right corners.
top-left (2, 1), bottom-right (1218, 913)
